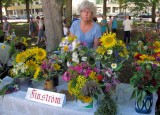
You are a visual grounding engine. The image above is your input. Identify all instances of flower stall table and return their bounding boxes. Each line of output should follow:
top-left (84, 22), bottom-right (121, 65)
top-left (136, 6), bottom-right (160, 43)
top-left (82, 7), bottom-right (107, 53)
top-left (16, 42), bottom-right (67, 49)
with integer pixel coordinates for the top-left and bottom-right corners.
top-left (0, 77), bottom-right (157, 115)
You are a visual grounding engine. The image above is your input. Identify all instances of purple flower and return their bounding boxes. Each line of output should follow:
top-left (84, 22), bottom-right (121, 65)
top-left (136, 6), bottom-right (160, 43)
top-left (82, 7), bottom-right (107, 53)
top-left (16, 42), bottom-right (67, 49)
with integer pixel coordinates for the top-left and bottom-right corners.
top-left (152, 64), bottom-right (158, 69)
top-left (105, 83), bottom-right (112, 92)
top-left (156, 57), bottom-right (160, 62)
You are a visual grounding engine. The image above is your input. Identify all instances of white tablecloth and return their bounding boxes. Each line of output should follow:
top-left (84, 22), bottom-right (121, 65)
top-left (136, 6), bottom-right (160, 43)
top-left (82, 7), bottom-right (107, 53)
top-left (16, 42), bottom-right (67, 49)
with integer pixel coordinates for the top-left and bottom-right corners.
top-left (0, 77), bottom-right (157, 115)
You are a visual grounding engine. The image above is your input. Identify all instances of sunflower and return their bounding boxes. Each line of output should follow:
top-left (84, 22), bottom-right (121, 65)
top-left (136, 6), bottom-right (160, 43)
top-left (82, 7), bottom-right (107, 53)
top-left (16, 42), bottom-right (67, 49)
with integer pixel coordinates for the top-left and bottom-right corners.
top-left (16, 52), bottom-right (28, 63)
top-left (34, 67), bottom-right (41, 79)
top-left (35, 48), bottom-right (47, 61)
top-left (100, 33), bottom-right (117, 49)
top-left (26, 60), bottom-right (38, 72)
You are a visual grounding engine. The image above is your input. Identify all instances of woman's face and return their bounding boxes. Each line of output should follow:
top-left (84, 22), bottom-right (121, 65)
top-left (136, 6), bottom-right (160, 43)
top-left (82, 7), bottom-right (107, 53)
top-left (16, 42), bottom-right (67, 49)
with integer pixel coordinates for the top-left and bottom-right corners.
top-left (80, 8), bottom-right (93, 22)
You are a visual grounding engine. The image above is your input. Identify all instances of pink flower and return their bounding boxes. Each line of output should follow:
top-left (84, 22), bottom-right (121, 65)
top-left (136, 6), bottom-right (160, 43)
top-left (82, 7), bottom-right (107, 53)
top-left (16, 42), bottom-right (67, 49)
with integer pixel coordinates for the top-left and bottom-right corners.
top-left (105, 83), bottom-right (112, 92)
top-left (83, 69), bottom-right (92, 77)
top-left (62, 72), bottom-right (71, 81)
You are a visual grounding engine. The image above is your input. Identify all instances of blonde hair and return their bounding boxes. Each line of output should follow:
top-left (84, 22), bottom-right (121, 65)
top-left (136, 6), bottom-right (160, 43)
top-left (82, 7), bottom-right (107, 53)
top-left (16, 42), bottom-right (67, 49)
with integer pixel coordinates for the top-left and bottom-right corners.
top-left (78, 0), bottom-right (96, 17)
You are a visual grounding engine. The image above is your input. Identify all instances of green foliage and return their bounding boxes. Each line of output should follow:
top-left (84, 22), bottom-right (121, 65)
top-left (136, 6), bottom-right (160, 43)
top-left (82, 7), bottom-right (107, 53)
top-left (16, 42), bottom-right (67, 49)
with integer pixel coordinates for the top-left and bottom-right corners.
top-left (95, 94), bottom-right (117, 115)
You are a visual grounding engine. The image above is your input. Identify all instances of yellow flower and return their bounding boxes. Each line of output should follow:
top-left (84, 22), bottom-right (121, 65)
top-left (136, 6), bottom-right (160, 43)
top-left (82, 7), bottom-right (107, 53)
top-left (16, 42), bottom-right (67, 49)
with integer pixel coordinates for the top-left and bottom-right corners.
top-left (68, 37), bottom-right (76, 42)
top-left (53, 64), bottom-right (61, 70)
top-left (16, 52), bottom-right (28, 63)
top-left (153, 41), bottom-right (160, 52)
top-left (100, 33), bottom-right (116, 49)
top-left (68, 80), bottom-right (80, 96)
top-left (26, 60), bottom-right (38, 71)
top-left (78, 96), bottom-right (93, 103)
top-left (63, 46), bottom-right (69, 52)
top-left (117, 40), bottom-right (125, 47)
top-left (35, 48), bottom-right (47, 61)
top-left (89, 71), bottom-right (97, 81)
top-left (1, 45), bottom-right (5, 49)
top-left (77, 75), bottom-right (87, 88)
top-left (34, 67), bottom-right (41, 79)
top-left (96, 46), bottom-right (106, 55)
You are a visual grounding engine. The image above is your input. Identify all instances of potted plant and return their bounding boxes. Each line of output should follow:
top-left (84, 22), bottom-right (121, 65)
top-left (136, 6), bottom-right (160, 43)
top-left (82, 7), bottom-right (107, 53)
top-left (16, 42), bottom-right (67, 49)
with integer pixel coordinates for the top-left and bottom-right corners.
top-left (10, 47), bottom-right (47, 91)
top-left (130, 40), bottom-right (160, 113)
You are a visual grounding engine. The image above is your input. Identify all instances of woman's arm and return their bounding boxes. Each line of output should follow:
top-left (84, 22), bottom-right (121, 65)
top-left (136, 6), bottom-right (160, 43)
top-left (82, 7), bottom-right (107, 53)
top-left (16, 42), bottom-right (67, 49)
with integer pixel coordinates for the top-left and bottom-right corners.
top-left (94, 38), bottom-right (100, 49)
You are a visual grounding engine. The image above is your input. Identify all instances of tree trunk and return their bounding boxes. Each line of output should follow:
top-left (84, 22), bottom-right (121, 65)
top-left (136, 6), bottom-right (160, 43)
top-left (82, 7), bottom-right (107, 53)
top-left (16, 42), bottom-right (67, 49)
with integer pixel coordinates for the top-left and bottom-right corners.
top-left (65, 0), bottom-right (72, 26)
top-left (151, 2), bottom-right (156, 23)
top-left (5, 6), bottom-right (9, 17)
top-left (25, 0), bottom-right (30, 23)
top-left (0, 0), bottom-right (3, 23)
top-left (42, 0), bottom-right (63, 52)
top-left (103, 0), bottom-right (106, 16)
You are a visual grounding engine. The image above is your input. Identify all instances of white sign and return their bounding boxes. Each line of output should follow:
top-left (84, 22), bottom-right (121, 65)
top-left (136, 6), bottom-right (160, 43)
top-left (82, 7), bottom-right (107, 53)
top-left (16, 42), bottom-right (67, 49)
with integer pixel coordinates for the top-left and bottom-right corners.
top-left (25, 88), bottom-right (66, 107)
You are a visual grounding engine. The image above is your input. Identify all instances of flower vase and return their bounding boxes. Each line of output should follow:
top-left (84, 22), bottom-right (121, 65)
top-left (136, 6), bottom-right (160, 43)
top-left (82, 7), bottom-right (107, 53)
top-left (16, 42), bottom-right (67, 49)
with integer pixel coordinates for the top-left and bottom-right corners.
top-left (53, 77), bottom-right (59, 86)
top-left (135, 93), bottom-right (153, 114)
top-left (44, 79), bottom-right (56, 91)
top-left (14, 77), bottom-right (30, 91)
top-left (77, 99), bottom-right (98, 109)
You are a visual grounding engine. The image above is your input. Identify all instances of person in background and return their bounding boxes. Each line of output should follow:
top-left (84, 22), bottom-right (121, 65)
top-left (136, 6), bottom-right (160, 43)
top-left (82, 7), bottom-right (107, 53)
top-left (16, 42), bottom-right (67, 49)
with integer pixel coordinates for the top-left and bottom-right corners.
top-left (72, 14), bottom-right (79, 23)
top-left (100, 15), bottom-right (107, 34)
top-left (112, 16), bottom-right (118, 33)
top-left (92, 16), bottom-right (98, 23)
top-left (63, 23), bottom-right (69, 37)
top-left (108, 16), bottom-right (112, 33)
top-left (36, 17), bottom-right (45, 44)
top-left (123, 15), bottom-right (133, 45)
top-left (29, 17), bottom-right (36, 39)
top-left (69, 0), bottom-right (102, 49)
top-left (156, 17), bottom-right (160, 36)
top-left (3, 17), bottom-right (10, 36)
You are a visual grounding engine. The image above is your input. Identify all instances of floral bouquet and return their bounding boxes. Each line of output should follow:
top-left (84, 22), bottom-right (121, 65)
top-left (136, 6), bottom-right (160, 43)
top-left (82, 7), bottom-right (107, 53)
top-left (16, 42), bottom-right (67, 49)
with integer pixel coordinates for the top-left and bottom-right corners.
top-left (10, 47), bottom-right (47, 78)
top-left (95, 33), bottom-right (128, 71)
top-left (62, 62), bottom-right (119, 103)
top-left (59, 37), bottom-right (95, 67)
top-left (130, 40), bottom-right (160, 101)
top-left (33, 54), bottom-right (64, 81)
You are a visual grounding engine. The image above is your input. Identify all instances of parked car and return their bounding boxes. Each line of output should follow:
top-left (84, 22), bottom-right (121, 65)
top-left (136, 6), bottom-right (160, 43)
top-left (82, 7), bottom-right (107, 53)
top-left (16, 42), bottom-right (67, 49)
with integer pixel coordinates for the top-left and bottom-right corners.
top-left (139, 14), bottom-right (152, 18)
top-left (115, 13), bottom-right (133, 19)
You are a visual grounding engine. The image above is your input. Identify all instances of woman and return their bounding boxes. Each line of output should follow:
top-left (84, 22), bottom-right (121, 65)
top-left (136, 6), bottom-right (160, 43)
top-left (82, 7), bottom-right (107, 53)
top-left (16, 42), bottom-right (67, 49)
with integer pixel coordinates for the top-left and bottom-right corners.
top-left (29, 17), bottom-right (36, 39)
top-left (69, 0), bottom-right (102, 49)
top-left (100, 15), bottom-right (107, 34)
top-left (3, 17), bottom-right (10, 36)
top-left (112, 16), bottom-right (117, 33)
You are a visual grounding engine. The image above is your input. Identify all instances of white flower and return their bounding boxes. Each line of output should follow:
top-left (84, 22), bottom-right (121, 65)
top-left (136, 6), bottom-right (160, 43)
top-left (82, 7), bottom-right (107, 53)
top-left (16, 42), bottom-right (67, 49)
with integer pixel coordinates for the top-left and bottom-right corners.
top-left (138, 41), bottom-right (142, 44)
top-left (107, 50), bottom-right (113, 55)
top-left (81, 57), bottom-right (87, 62)
top-left (111, 63), bottom-right (117, 69)
top-left (67, 61), bottom-right (72, 67)
top-left (105, 71), bottom-right (111, 77)
top-left (72, 57), bottom-right (79, 63)
top-left (143, 46), bottom-right (148, 50)
top-left (71, 40), bottom-right (80, 51)
top-left (72, 52), bottom-right (78, 59)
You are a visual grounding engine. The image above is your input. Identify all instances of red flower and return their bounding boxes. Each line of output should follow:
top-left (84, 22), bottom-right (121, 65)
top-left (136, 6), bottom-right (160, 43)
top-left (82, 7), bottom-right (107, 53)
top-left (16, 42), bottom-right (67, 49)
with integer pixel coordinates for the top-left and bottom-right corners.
top-left (134, 53), bottom-right (142, 60)
top-left (97, 74), bottom-right (103, 81)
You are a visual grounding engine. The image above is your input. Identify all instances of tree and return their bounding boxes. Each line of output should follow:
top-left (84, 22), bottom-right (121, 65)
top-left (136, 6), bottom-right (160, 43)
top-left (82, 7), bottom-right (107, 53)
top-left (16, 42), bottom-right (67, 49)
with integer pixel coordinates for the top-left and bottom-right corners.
top-left (2, 0), bottom-right (14, 17)
top-left (42, 0), bottom-right (64, 52)
top-left (96, 0), bottom-right (103, 4)
top-left (65, 0), bottom-right (72, 26)
top-left (0, 0), bottom-right (2, 23)
top-left (116, 0), bottom-right (125, 13)
top-left (128, 0), bottom-right (159, 23)
top-left (103, 0), bottom-right (106, 16)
